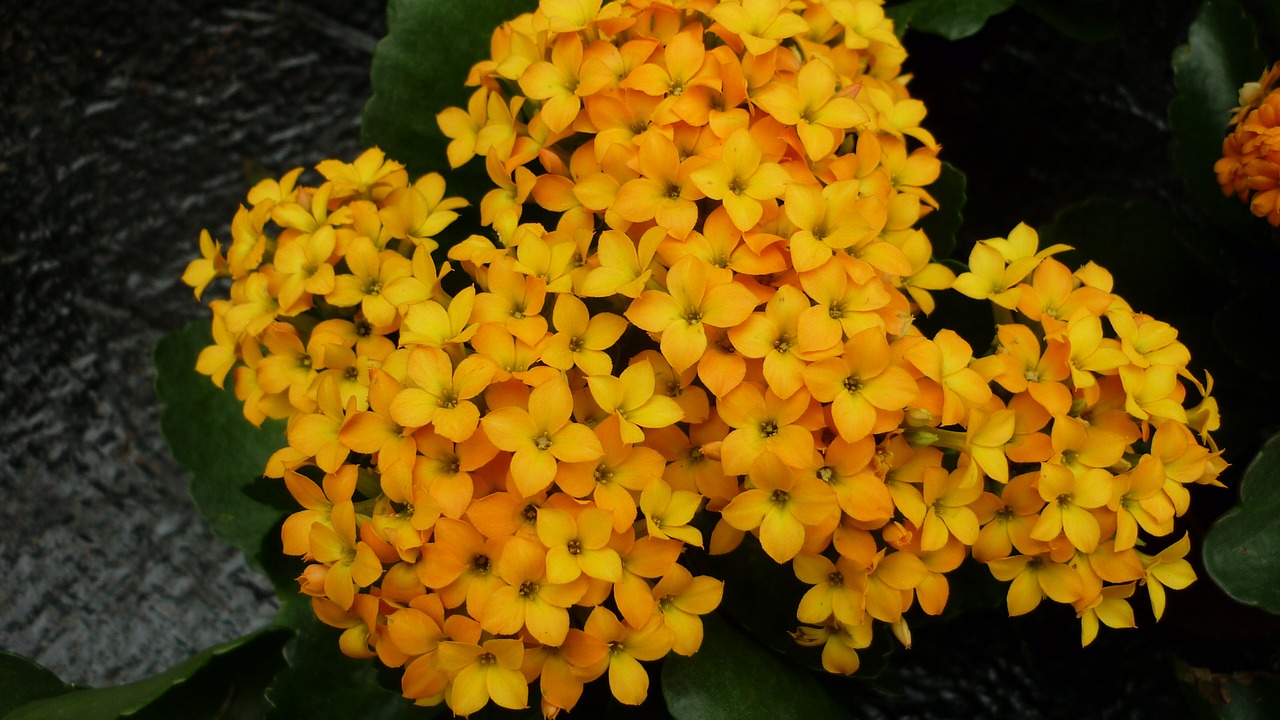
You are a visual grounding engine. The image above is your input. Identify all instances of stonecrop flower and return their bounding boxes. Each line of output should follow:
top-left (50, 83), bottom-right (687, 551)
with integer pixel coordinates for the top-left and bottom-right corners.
top-left (1216, 61), bottom-right (1280, 225)
top-left (184, 0), bottom-right (1223, 715)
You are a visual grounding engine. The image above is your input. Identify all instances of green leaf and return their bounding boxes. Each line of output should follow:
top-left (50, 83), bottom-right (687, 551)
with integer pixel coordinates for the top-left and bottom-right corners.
top-left (1203, 432), bottom-right (1280, 614)
top-left (885, 0), bottom-right (1014, 40)
top-left (1212, 282), bottom-right (1280, 381)
top-left (1178, 660), bottom-right (1280, 720)
top-left (1014, 0), bottom-right (1119, 42)
top-left (264, 596), bottom-right (438, 720)
top-left (920, 162), bottom-right (966, 259)
top-left (3, 630), bottom-right (288, 720)
top-left (1218, 674), bottom-right (1280, 719)
top-left (153, 320), bottom-right (288, 576)
top-left (362, 0), bottom-right (536, 189)
top-left (683, 533), bottom-right (823, 671)
top-left (0, 653), bottom-right (72, 717)
top-left (1239, 0), bottom-right (1280, 57)
top-left (661, 614), bottom-right (852, 720)
top-left (1038, 197), bottom-right (1214, 316)
top-left (1170, 0), bottom-right (1268, 241)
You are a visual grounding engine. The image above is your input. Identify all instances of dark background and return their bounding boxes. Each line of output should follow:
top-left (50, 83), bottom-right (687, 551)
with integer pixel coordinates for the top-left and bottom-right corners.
top-left (2, 0), bottom-right (1272, 717)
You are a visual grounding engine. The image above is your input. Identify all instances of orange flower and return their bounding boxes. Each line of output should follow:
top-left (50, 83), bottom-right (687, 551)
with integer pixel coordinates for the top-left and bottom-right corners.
top-left (690, 127), bottom-right (791, 232)
top-left (389, 347), bottom-right (496, 442)
top-left (481, 535), bottom-right (587, 645)
top-left (717, 382), bottom-right (815, 475)
top-left (584, 608), bottom-right (674, 706)
top-left (481, 377), bottom-right (604, 496)
top-left (437, 638), bottom-right (528, 716)
top-left (755, 60), bottom-right (868, 160)
top-left (720, 454), bottom-right (838, 562)
top-left (626, 255), bottom-right (759, 372)
top-left (803, 329), bottom-right (918, 442)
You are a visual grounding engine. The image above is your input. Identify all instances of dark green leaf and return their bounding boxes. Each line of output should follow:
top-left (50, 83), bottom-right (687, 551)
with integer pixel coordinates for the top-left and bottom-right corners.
top-left (1014, 0), bottom-right (1119, 42)
top-left (1177, 660), bottom-right (1280, 720)
top-left (886, 0), bottom-right (1014, 40)
top-left (3, 630), bottom-right (287, 720)
top-left (662, 614), bottom-right (852, 720)
top-left (1218, 673), bottom-right (1280, 719)
top-left (920, 162), bottom-right (966, 259)
top-left (362, 0), bottom-right (536, 187)
top-left (1170, 0), bottom-right (1268, 240)
top-left (683, 533), bottom-right (823, 671)
top-left (264, 596), bottom-right (438, 720)
top-left (1203, 432), bottom-right (1280, 614)
top-left (1212, 283), bottom-right (1280, 381)
top-left (0, 653), bottom-right (72, 717)
top-left (1038, 197), bottom-right (1216, 316)
top-left (153, 320), bottom-right (288, 576)
top-left (1239, 0), bottom-right (1280, 57)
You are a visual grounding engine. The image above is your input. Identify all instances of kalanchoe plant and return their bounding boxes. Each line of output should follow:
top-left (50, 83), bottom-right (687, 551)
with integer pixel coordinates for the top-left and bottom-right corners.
top-left (171, 0), bottom-right (1226, 716)
top-left (18, 1), bottom-right (1280, 720)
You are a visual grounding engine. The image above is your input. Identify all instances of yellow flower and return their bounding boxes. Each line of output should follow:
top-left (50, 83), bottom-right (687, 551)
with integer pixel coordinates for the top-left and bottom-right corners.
top-left (481, 377), bottom-right (604, 496)
top-left (182, 229), bottom-right (229, 299)
top-left (437, 638), bottom-right (528, 717)
top-left (543, 294), bottom-right (627, 376)
top-left (626, 255), bottom-right (759, 373)
top-left (690, 127), bottom-right (791, 232)
top-left (755, 60), bottom-right (868, 161)
top-left (584, 608), bottom-right (674, 706)
top-left (537, 507), bottom-right (623, 583)
top-left (1138, 532), bottom-right (1196, 621)
top-left (481, 535), bottom-right (587, 645)
top-left (388, 347), bottom-right (496, 442)
top-left (721, 454), bottom-right (837, 563)
top-left (588, 360), bottom-right (685, 444)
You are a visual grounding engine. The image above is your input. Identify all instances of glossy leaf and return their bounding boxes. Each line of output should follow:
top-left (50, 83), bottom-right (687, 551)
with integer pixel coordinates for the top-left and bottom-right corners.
top-left (1203, 432), bottom-right (1280, 614)
top-left (0, 653), bottom-right (72, 717)
top-left (3, 630), bottom-right (287, 720)
top-left (886, 0), bottom-right (1014, 40)
top-left (1015, 0), bottom-right (1120, 42)
top-left (362, 0), bottom-right (536, 191)
top-left (662, 613), bottom-right (852, 720)
top-left (264, 596), bottom-right (436, 720)
top-left (1039, 198), bottom-right (1213, 316)
top-left (920, 161), bottom-right (966, 259)
top-left (1170, 0), bottom-right (1267, 240)
top-left (153, 320), bottom-right (287, 576)
top-left (1212, 283), bottom-right (1280, 381)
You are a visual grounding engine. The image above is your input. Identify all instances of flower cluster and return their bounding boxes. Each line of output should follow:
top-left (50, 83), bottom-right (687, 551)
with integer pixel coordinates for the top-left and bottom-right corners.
top-left (185, 147), bottom-right (724, 717)
top-left (1215, 62), bottom-right (1280, 225)
top-left (438, 0), bottom-right (956, 678)
top-left (948, 224), bottom-right (1223, 646)
top-left (184, 0), bottom-right (1224, 715)
top-left (180, 148), bottom-right (464, 425)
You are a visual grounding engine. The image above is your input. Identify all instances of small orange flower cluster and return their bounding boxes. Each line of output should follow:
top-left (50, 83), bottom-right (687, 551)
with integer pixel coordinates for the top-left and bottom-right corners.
top-left (1215, 62), bottom-right (1280, 225)
top-left (948, 223), bottom-right (1224, 646)
top-left (185, 148), bottom-right (724, 717)
top-left (180, 148), bottom-right (465, 425)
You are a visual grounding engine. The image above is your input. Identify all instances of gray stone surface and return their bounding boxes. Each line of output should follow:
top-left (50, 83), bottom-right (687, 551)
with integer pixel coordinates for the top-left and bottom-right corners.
top-left (1, 0), bottom-right (383, 686)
